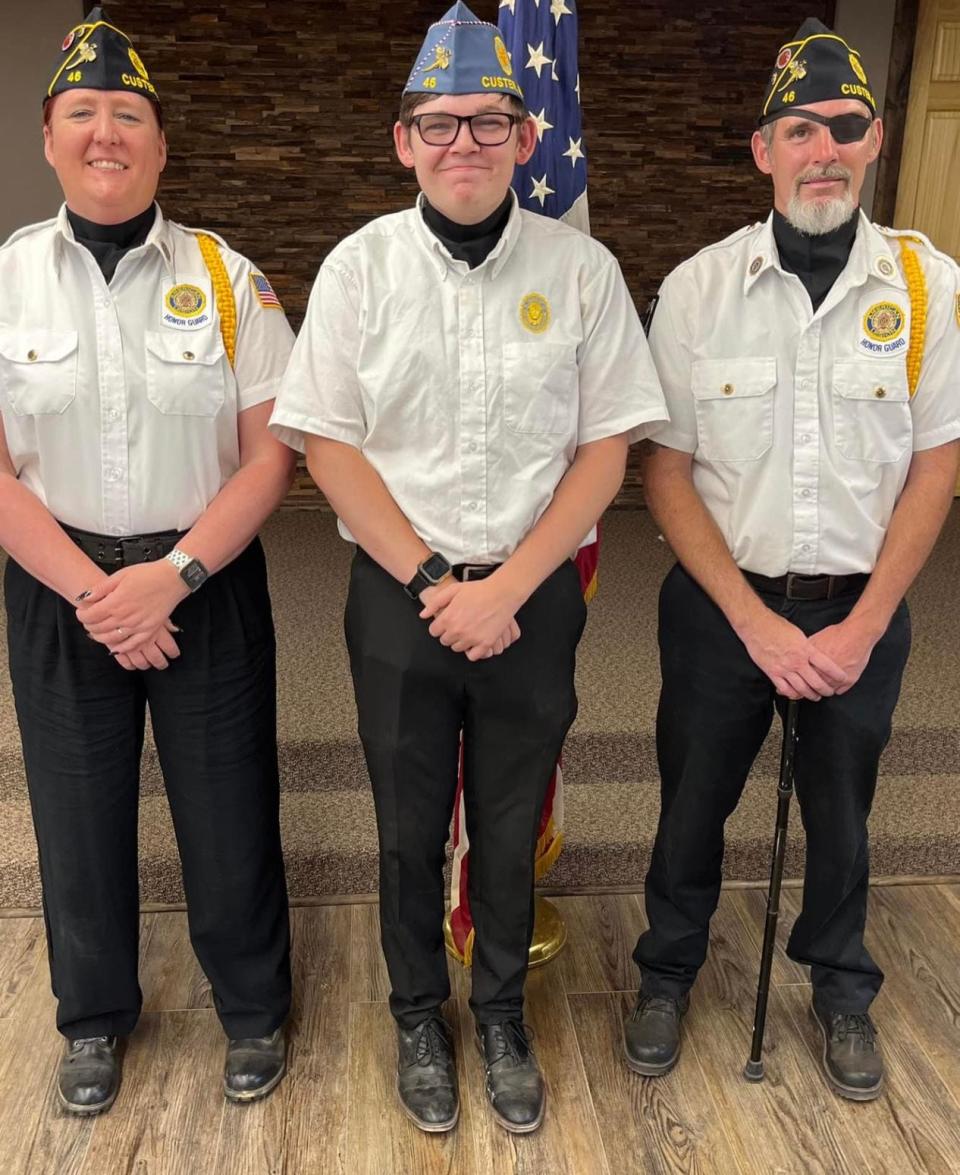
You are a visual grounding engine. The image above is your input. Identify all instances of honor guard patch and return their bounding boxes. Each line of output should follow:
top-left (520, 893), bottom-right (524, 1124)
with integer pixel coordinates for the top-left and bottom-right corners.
top-left (165, 284), bottom-right (207, 318)
top-left (251, 273), bottom-right (283, 309)
top-left (162, 282), bottom-right (211, 330)
top-left (519, 292), bottom-right (551, 334)
top-left (858, 294), bottom-right (909, 356)
top-left (863, 301), bottom-right (904, 343)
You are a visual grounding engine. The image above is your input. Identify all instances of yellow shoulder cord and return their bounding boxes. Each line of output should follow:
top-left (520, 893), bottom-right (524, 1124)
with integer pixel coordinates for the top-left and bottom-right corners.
top-left (897, 237), bottom-right (928, 398)
top-left (195, 233), bottom-right (237, 369)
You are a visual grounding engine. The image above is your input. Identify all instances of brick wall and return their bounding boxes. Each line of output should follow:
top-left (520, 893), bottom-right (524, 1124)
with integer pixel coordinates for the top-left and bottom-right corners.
top-left (111, 1), bottom-right (831, 505)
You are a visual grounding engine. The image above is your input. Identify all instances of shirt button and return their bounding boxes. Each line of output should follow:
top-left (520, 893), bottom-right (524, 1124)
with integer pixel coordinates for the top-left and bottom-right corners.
top-left (467, 501), bottom-right (478, 511)
top-left (106, 467), bottom-right (122, 482)
top-left (722, 383), bottom-right (734, 395)
top-left (801, 434), bottom-right (812, 444)
top-left (875, 386), bottom-right (886, 399)
top-left (801, 543), bottom-right (811, 552)
top-left (468, 442), bottom-right (478, 453)
top-left (801, 488), bottom-right (811, 498)
top-left (27, 349), bottom-right (38, 362)
top-left (182, 351), bottom-right (195, 361)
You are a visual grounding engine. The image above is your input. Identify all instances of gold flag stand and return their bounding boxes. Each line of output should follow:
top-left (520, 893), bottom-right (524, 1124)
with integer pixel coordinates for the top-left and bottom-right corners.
top-left (444, 896), bottom-right (566, 969)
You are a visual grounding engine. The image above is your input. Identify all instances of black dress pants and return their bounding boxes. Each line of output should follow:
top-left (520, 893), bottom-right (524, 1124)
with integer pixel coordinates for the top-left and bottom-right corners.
top-left (5, 539), bottom-right (291, 1041)
top-left (345, 550), bottom-right (586, 1029)
top-left (634, 563), bottom-right (911, 1013)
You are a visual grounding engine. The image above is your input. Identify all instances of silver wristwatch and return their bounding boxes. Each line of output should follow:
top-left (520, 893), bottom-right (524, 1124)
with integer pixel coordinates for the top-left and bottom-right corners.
top-left (165, 547), bottom-right (209, 592)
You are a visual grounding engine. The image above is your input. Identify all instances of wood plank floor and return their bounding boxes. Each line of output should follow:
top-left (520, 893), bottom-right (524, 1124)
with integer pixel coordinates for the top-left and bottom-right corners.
top-left (1, 884), bottom-right (958, 1175)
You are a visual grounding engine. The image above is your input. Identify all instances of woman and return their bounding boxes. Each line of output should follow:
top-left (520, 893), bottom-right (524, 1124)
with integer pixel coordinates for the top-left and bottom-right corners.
top-left (0, 6), bottom-right (294, 1113)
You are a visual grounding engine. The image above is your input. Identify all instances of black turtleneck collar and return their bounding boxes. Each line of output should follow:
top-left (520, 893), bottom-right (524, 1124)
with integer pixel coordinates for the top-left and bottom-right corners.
top-left (66, 204), bottom-right (157, 283)
top-left (772, 207), bottom-right (859, 312)
top-left (421, 194), bottom-right (513, 270)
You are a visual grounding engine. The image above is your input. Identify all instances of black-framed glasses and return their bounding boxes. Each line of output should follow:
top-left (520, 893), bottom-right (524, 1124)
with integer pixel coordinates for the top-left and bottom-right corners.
top-left (411, 112), bottom-right (522, 147)
top-left (764, 109), bottom-right (873, 144)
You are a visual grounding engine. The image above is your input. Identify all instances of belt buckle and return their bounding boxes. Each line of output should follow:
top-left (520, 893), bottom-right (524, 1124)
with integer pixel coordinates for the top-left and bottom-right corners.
top-left (118, 537), bottom-right (153, 566)
top-left (462, 564), bottom-right (492, 582)
top-left (785, 572), bottom-right (829, 601)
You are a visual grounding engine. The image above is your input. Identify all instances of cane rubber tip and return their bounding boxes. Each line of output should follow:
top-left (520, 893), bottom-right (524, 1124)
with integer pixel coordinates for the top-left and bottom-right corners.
top-left (743, 1060), bottom-right (765, 1082)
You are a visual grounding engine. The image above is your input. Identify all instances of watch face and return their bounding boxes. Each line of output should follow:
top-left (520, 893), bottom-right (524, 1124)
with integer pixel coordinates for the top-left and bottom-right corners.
top-left (422, 553), bottom-right (451, 583)
top-left (181, 559), bottom-right (209, 591)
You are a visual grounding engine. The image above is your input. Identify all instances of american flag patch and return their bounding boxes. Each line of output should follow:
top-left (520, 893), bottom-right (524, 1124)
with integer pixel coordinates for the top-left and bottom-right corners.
top-left (250, 272), bottom-right (283, 310)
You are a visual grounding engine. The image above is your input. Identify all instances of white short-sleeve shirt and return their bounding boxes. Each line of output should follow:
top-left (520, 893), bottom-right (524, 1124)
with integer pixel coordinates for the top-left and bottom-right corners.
top-left (270, 194), bottom-right (668, 565)
top-left (648, 211), bottom-right (960, 576)
top-left (0, 204), bottom-right (295, 535)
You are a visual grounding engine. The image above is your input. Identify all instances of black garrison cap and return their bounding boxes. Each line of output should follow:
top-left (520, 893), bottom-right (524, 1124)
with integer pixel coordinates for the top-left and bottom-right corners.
top-left (759, 18), bottom-right (874, 125)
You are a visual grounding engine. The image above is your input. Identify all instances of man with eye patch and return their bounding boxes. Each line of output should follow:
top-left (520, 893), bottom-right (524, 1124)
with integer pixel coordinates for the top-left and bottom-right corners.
top-left (623, 17), bottom-right (960, 1102)
top-left (0, 6), bottom-right (295, 1114)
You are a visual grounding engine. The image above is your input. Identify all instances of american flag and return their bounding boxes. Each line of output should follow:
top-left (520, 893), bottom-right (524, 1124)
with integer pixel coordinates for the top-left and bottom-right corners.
top-left (498, 0), bottom-right (589, 232)
top-left (250, 272), bottom-right (282, 309)
top-left (446, 0), bottom-right (593, 966)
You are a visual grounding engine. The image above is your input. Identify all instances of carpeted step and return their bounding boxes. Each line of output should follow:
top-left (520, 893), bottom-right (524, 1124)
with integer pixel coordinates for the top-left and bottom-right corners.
top-left (1, 508), bottom-right (958, 908)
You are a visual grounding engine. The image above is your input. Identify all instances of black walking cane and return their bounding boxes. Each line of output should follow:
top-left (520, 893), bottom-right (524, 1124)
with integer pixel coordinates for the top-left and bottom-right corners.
top-left (744, 697), bottom-right (800, 1082)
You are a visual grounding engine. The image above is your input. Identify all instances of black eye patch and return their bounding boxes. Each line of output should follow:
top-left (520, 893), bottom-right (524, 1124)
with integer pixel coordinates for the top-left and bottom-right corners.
top-left (765, 109), bottom-right (873, 144)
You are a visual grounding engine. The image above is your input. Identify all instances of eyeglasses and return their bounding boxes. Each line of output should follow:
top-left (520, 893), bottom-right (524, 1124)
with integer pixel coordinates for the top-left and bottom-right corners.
top-left (765, 109), bottom-right (873, 144)
top-left (410, 112), bottom-right (522, 147)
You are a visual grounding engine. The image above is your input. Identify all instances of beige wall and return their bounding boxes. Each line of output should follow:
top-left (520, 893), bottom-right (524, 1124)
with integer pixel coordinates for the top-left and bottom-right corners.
top-left (0, 0), bottom-right (83, 242)
top-left (834, 0), bottom-right (897, 216)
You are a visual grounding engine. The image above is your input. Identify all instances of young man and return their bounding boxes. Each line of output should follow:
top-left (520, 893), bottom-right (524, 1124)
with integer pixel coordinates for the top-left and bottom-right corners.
top-left (624, 18), bottom-right (960, 1101)
top-left (271, 2), bottom-right (666, 1135)
top-left (0, 8), bottom-right (294, 1112)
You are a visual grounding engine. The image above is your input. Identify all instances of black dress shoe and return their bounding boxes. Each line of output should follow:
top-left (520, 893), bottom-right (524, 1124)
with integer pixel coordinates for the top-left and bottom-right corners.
top-left (623, 992), bottom-right (689, 1076)
top-left (476, 1020), bottom-right (544, 1134)
top-left (58, 1036), bottom-right (122, 1115)
top-left (396, 1016), bottom-right (459, 1132)
top-left (224, 1027), bottom-right (287, 1102)
top-left (812, 1006), bottom-right (883, 1101)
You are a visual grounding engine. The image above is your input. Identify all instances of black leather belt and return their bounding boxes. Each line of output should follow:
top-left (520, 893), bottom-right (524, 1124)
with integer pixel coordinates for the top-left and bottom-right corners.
top-left (62, 524), bottom-right (186, 568)
top-left (452, 563), bottom-right (501, 582)
top-left (743, 570), bottom-right (870, 601)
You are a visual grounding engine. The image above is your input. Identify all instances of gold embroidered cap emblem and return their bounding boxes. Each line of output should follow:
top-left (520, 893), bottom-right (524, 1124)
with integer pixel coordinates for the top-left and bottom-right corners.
top-left (128, 47), bottom-right (149, 80)
top-left (520, 292), bottom-right (551, 334)
top-left (494, 36), bottom-right (513, 77)
top-left (425, 45), bottom-right (452, 72)
top-left (164, 284), bottom-right (207, 319)
top-left (77, 41), bottom-right (97, 63)
top-left (863, 301), bottom-right (905, 343)
top-left (849, 53), bottom-right (867, 84)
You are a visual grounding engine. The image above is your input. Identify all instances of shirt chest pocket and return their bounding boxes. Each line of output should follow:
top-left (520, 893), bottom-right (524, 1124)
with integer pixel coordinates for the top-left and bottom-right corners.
top-left (832, 360), bottom-right (911, 463)
top-left (502, 341), bottom-right (578, 435)
top-left (0, 329), bottom-right (79, 416)
top-left (690, 357), bottom-right (777, 461)
top-left (145, 331), bottom-right (226, 417)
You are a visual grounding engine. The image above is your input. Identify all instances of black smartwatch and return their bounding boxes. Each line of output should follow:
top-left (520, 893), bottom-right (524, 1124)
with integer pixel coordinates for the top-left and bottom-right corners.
top-left (403, 552), bottom-right (452, 600)
top-left (165, 547), bottom-right (210, 593)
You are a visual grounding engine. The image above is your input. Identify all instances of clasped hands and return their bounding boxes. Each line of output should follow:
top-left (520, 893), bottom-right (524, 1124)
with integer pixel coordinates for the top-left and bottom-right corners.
top-left (741, 607), bottom-right (879, 701)
top-left (75, 560), bottom-right (190, 671)
top-left (419, 575), bottom-right (521, 661)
